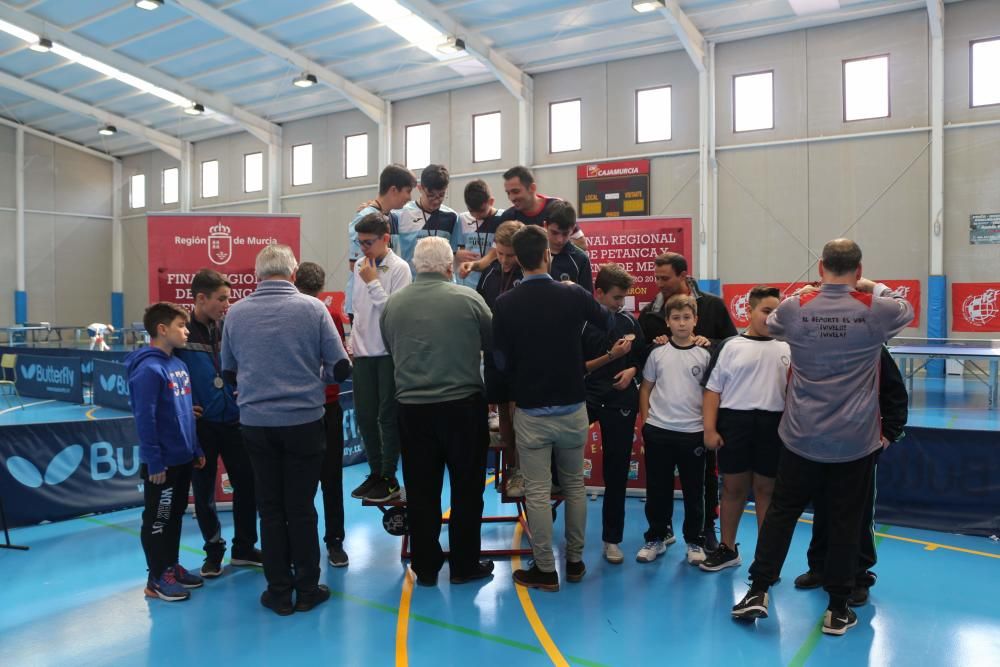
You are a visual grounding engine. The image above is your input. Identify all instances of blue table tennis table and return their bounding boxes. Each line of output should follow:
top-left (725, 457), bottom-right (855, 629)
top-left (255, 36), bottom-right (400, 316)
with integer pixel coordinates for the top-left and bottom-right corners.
top-left (887, 337), bottom-right (1000, 409)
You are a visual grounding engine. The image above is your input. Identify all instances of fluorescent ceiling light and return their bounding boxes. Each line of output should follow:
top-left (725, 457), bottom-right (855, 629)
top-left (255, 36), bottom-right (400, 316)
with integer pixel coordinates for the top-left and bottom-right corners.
top-left (98, 125), bottom-right (117, 136)
top-left (135, 0), bottom-right (164, 10)
top-left (787, 0), bottom-right (840, 15)
top-left (185, 103), bottom-right (205, 115)
top-left (437, 37), bottom-right (465, 55)
top-left (632, 0), bottom-right (665, 13)
top-left (29, 37), bottom-right (52, 52)
top-left (0, 19), bottom-right (37, 42)
top-left (352, 0), bottom-right (463, 61)
top-left (293, 72), bottom-right (318, 88)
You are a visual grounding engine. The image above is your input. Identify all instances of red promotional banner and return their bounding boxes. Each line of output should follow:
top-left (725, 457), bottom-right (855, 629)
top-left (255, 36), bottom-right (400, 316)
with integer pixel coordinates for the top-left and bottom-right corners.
top-left (879, 279), bottom-right (921, 328)
top-left (577, 217), bottom-right (692, 312)
top-left (147, 213), bottom-right (301, 308)
top-left (952, 283), bottom-right (1000, 332)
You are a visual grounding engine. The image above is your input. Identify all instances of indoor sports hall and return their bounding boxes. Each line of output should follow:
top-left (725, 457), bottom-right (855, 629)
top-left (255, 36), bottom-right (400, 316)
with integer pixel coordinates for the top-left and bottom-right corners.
top-left (0, 1), bottom-right (997, 666)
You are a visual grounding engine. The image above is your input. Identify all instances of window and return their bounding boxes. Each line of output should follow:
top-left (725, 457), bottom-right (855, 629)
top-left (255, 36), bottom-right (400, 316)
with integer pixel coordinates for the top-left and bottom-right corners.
top-left (162, 167), bottom-right (178, 205)
top-left (971, 38), bottom-right (1000, 107)
top-left (345, 134), bottom-right (368, 179)
top-left (244, 152), bottom-right (263, 193)
top-left (843, 55), bottom-right (889, 121)
top-left (291, 143), bottom-right (313, 186)
top-left (201, 160), bottom-right (219, 198)
top-left (733, 71), bottom-right (774, 132)
top-left (129, 174), bottom-right (145, 209)
top-left (549, 99), bottom-right (581, 153)
top-left (405, 123), bottom-right (430, 170)
top-left (636, 87), bottom-right (671, 143)
top-left (473, 112), bottom-right (502, 162)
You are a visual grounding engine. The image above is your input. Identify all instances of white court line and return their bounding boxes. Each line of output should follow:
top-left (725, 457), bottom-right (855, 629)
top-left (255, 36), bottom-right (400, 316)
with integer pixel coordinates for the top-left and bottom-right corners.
top-left (0, 399), bottom-right (56, 415)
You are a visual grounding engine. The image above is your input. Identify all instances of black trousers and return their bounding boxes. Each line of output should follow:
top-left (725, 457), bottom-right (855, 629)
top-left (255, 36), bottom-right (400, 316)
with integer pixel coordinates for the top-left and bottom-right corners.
top-left (398, 393), bottom-right (489, 579)
top-left (705, 449), bottom-right (719, 529)
top-left (642, 425), bottom-right (706, 544)
top-left (242, 419), bottom-right (325, 597)
top-left (588, 404), bottom-right (636, 544)
top-left (807, 453), bottom-right (881, 585)
top-left (321, 401), bottom-right (346, 546)
top-left (140, 462), bottom-right (193, 580)
top-left (749, 447), bottom-right (878, 605)
top-left (191, 420), bottom-right (258, 559)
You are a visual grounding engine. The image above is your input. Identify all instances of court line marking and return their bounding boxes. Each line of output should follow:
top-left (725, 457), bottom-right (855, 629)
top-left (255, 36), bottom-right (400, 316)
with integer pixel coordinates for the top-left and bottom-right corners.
top-left (511, 522), bottom-right (570, 667)
top-left (0, 399), bottom-right (55, 415)
top-left (85, 406), bottom-right (99, 420)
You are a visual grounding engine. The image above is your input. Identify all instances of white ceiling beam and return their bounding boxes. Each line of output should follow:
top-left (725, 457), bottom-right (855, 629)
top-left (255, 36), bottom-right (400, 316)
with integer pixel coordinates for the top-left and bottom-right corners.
top-left (0, 69), bottom-right (183, 159)
top-left (0, 5), bottom-right (281, 145)
top-left (171, 0), bottom-right (387, 125)
top-left (656, 0), bottom-right (706, 72)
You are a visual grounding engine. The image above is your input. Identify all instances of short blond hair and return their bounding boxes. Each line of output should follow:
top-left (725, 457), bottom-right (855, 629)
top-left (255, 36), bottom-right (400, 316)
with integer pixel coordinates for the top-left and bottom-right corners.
top-left (494, 220), bottom-right (524, 247)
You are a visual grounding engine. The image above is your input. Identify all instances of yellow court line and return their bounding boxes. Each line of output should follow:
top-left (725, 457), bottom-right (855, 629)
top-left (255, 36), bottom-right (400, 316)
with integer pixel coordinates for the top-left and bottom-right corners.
top-left (511, 523), bottom-right (570, 667)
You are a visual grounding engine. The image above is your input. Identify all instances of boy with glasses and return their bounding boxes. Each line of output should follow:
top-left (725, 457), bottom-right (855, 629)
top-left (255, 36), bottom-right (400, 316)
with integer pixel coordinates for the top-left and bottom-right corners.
top-left (396, 164), bottom-right (464, 275)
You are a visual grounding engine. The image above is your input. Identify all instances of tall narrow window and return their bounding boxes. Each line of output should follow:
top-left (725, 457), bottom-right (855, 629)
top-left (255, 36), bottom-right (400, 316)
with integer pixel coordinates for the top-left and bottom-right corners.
top-left (636, 87), bottom-right (671, 143)
top-left (292, 143), bottom-right (313, 186)
top-left (971, 38), bottom-right (1000, 108)
top-left (244, 152), bottom-right (263, 193)
top-left (405, 123), bottom-right (430, 170)
top-left (202, 160), bottom-right (219, 198)
top-left (129, 174), bottom-right (145, 209)
top-left (162, 167), bottom-right (179, 204)
top-left (473, 112), bottom-right (502, 162)
top-left (843, 55), bottom-right (889, 121)
top-left (733, 71), bottom-right (774, 132)
top-left (549, 99), bottom-right (581, 153)
top-left (345, 134), bottom-right (368, 179)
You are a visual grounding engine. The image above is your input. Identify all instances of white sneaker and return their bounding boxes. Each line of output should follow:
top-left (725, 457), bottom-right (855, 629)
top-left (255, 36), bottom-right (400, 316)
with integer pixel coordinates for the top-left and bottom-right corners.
top-left (488, 411), bottom-right (500, 432)
top-left (686, 543), bottom-right (706, 565)
top-left (636, 539), bottom-right (667, 563)
top-left (603, 542), bottom-right (624, 564)
top-left (505, 469), bottom-right (525, 497)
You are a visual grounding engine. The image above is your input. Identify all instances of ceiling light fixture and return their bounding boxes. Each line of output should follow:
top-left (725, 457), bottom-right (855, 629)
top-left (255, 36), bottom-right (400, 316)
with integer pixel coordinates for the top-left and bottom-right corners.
top-left (787, 0), bottom-right (840, 15)
top-left (135, 0), bottom-right (164, 10)
top-left (352, 0), bottom-right (463, 61)
top-left (185, 103), bottom-right (205, 115)
top-left (437, 37), bottom-right (465, 55)
top-left (631, 0), bottom-right (665, 13)
top-left (98, 125), bottom-right (117, 136)
top-left (29, 37), bottom-right (52, 52)
top-left (292, 72), bottom-right (318, 88)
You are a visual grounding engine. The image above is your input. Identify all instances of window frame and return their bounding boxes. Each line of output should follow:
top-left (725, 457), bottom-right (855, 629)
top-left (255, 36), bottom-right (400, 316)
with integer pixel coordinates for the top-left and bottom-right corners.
top-left (969, 36), bottom-right (1000, 109)
top-left (634, 85), bottom-right (673, 144)
top-left (731, 70), bottom-right (775, 133)
top-left (404, 122), bottom-right (431, 171)
top-left (472, 111), bottom-right (503, 163)
top-left (129, 173), bottom-right (145, 210)
top-left (243, 151), bottom-right (263, 194)
top-left (201, 159), bottom-right (219, 199)
top-left (161, 167), bottom-right (179, 205)
top-left (344, 133), bottom-right (369, 179)
top-left (548, 98), bottom-right (582, 154)
top-left (842, 53), bottom-right (891, 123)
top-left (291, 143), bottom-right (313, 187)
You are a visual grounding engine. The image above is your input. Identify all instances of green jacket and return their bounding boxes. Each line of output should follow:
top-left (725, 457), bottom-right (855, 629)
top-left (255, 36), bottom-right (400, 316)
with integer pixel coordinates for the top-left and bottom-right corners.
top-left (380, 272), bottom-right (492, 404)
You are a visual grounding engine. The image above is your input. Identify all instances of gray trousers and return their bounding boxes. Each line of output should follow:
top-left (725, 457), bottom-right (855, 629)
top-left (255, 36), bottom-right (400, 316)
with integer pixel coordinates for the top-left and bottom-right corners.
top-left (513, 405), bottom-right (589, 572)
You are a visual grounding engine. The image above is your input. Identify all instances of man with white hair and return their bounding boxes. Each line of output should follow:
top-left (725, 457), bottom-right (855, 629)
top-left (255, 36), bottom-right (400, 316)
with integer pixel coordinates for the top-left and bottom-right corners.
top-left (380, 237), bottom-right (495, 587)
top-left (221, 244), bottom-right (351, 616)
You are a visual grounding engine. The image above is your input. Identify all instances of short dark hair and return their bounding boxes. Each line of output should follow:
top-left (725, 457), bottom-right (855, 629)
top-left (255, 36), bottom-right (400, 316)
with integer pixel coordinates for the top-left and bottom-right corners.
top-left (544, 200), bottom-right (576, 232)
top-left (143, 302), bottom-right (189, 339)
top-left (464, 179), bottom-right (491, 211)
top-left (420, 164), bottom-right (449, 191)
top-left (654, 252), bottom-right (688, 275)
top-left (512, 225), bottom-right (548, 271)
top-left (378, 164), bottom-right (416, 195)
top-left (665, 294), bottom-right (698, 317)
top-left (502, 165), bottom-right (534, 187)
top-left (821, 238), bottom-right (862, 276)
top-left (355, 212), bottom-right (390, 237)
top-left (595, 264), bottom-right (634, 293)
top-left (294, 261), bottom-right (326, 296)
top-left (748, 285), bottom-right (781, 310)
top-left (191, 268), bottom-right (231, 299)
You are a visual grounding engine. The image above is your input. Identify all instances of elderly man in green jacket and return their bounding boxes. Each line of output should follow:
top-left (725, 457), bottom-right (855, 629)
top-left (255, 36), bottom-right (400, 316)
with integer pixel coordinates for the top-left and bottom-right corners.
top-left (380, 236), bottom-right (495, 587)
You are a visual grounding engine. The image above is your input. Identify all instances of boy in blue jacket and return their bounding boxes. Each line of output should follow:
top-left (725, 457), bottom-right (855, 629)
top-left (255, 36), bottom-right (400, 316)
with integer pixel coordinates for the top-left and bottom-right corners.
top-left (126, 302), bottom-right (206, 602)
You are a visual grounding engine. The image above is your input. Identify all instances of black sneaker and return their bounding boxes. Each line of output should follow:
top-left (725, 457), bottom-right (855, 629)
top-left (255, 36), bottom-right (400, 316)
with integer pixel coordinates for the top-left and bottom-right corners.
top-left (566, 560), bottom-right (586, 583)
top-left (699, 543), bottom-right (741, 572)
top-left (260, 590), bottom-right (294, 616)
top-left (703, 522), bottom-right (719, 552)
top-left (732, 589), bottom-right (769, 619)
top-left (450, 560), bottom-right (495, 584)
top-left (295, 584), bottom-right (331, 612)
top-left (328, 539), bottom-right (349, 568)
top-left (512, 564), bottom-right (559, 592)
top-left (822, 607), bottom-right (858, 635)
top-left (364, 476), bottom-right (401, 503)
top-left (413, 569), bottom-right (438, 587)
top-left (231, 547), bottom-right (263, 568)
top-left (794, 569), bottom-right (824, 589)
top-left (351, 475), bottom-right (379, 499)
top-left (848, 585), bottom-right (869, 607)
top-left (200, 555), bottom-right (223, 578)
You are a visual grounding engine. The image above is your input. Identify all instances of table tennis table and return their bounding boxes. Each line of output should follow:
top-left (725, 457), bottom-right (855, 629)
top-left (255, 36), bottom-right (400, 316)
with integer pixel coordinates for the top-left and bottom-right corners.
top-left (887, 337), bottom-right (1000, 408)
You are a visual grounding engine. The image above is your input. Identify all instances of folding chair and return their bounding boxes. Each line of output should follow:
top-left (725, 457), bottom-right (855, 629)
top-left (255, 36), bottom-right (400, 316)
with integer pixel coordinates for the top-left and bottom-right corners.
top-left (0, 353), bottom-right (23, 410)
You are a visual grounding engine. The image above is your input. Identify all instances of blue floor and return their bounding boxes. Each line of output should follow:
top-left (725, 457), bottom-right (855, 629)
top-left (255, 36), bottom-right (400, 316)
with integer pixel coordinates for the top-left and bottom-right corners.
top-left (1, 462), bottom-right (998, 667)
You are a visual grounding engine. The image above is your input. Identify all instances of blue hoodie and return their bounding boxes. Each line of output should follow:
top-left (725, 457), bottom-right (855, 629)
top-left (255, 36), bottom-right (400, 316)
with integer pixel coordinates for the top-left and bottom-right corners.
top-left (125, 347), bottom-right (202, 475)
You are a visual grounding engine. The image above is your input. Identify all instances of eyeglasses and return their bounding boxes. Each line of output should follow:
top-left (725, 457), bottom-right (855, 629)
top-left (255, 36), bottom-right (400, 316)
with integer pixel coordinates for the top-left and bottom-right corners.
top-left (425, 189), bottom-right (447, 201)
top-left (358, 238), bottom-right (380, 248)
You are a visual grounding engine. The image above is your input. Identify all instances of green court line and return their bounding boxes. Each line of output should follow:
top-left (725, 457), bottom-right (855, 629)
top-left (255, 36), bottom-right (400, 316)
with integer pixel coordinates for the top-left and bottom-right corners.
top-left (873, 524), bottom-right (890, 548)
top-left (81, 515), bottom-right (608, 667)
top-left (787, 616), bottom-right (826, 667)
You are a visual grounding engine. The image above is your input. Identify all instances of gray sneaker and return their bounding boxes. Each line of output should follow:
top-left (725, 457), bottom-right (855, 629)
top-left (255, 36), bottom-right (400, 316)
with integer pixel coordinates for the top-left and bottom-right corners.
top-left (603, 542), bottom-right (624, 564)
top-left (505, 469), bottom-right (525, 497)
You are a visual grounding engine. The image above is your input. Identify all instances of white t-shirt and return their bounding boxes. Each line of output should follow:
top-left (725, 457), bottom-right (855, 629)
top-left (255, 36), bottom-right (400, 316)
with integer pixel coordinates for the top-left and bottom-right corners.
top-left (704, 335), bottom-right (790, 412)
top-left (642, 341), bottom-right (712, 433)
